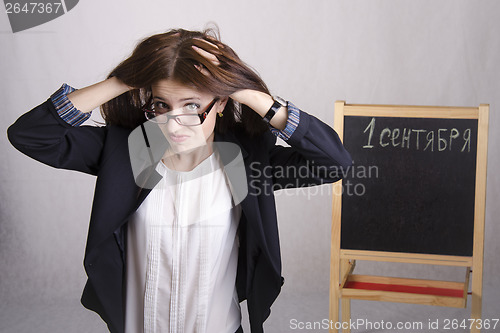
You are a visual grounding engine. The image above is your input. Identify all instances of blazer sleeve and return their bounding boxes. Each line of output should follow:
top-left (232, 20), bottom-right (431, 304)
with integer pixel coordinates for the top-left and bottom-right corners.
top-left (268, 106), bottom-right (352, 190)
top-left (7, 98), bottom-right (106, 176)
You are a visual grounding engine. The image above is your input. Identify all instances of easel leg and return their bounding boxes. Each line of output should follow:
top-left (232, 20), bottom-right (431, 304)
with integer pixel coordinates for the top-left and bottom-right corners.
top-left (330, 290), bottom-right (339, 333)
top-left (341, 298), bottom-right (351, 333)
top-left (470, 268), bottom-right (483, 333)
top-left (339, 259), bottom-right (352, 333)
top-left (330, 257), bottom-right (340, 333)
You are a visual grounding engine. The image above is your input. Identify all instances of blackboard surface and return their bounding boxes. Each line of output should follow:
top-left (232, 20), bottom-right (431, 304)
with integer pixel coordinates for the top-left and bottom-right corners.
top-left (341, 116), bottom-right (478, 256)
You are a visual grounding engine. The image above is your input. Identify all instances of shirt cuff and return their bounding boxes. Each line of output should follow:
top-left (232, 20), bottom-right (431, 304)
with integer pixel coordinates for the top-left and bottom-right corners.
top-left (269, 101), bottom-right (300, 141)
top-left (50, 83), bottom-right (91, 126)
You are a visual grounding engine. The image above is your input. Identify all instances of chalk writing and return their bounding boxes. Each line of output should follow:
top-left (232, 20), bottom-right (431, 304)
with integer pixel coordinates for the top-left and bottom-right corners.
top-left (362, 117), bottom-right (471, 152)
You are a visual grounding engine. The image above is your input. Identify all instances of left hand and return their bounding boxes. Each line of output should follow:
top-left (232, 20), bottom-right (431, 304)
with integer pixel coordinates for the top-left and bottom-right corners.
top-left (191, 39), bottom-right (258, 105)
top-left (192, 39), bottom-right (288, 130)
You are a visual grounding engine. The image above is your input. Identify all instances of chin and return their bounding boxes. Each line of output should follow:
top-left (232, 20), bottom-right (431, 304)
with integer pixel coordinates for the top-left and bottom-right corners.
top-left (168, 140), bottom-right (207, 155)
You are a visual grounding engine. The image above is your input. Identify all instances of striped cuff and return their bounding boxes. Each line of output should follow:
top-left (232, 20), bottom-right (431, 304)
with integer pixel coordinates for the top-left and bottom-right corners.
top-left (50, 83), bottom-right (91, 126)
top-left (269, 101), bottom-right (300, 141)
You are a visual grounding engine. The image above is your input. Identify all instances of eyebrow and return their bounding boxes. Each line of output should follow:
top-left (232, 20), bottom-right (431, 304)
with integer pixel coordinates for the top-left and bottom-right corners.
top-left (152, 96), bottom-right (201, 102)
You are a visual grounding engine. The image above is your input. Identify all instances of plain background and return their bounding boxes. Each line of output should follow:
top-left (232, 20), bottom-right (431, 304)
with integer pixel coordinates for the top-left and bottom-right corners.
top-left (1, 1), bottom-right (499, 332)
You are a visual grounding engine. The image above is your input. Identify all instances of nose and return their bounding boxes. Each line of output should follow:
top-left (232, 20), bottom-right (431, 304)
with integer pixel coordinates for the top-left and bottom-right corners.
top-left (164, 116), bottom-right (184, 133)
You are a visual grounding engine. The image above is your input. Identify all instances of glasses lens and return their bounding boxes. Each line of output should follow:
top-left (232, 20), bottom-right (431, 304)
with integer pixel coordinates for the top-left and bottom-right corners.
top-left (144, 100), bottom-right (216, 125)
top-left (176, 114), bottom-right (202, 126)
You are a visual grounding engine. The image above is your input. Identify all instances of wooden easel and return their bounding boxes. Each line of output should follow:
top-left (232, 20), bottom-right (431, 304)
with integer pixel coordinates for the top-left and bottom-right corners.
top-left (329, 101), bottom-right (489, 333)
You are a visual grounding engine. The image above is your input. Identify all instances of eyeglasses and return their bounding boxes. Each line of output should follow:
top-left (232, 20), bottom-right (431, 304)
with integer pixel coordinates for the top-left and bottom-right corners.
top-left (144, 98), bottom-right (219, 126)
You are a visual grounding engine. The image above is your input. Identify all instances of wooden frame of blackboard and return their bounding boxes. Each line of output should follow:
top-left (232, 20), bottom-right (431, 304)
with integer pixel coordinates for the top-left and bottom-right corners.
top-left (329, 101), bottom-right (489, 333)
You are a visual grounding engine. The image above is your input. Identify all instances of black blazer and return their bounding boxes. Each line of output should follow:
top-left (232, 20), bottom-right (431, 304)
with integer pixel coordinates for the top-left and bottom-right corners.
top-left (8, 99), bottom-right (351, 333)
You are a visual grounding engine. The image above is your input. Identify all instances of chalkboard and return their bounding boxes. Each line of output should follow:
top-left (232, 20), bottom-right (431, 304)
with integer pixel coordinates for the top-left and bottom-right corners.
top-left (340, 115), bottom-right (478, 256)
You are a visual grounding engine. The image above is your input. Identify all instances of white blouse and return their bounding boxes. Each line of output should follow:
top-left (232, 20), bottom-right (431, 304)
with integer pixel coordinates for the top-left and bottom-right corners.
top-left (125, 153), bottom-right (242, 333)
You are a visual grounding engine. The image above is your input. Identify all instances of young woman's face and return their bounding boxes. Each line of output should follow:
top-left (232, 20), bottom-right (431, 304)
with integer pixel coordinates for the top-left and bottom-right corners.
top-left (150, 79), bottom-right (225, 154)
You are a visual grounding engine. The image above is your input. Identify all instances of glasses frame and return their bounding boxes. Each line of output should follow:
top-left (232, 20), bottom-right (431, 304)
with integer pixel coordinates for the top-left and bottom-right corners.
top-left (144, 98), bottom-right (219, 126)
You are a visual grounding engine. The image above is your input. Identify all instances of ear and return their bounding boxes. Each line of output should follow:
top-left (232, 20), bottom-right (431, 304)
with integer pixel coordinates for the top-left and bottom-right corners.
top-left (217, 97), bottom-right (229, 113)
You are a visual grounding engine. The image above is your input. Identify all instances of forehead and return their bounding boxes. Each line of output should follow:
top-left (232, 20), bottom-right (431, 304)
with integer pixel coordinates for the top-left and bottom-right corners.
top-left (151, 80), bottom-right (206, 101)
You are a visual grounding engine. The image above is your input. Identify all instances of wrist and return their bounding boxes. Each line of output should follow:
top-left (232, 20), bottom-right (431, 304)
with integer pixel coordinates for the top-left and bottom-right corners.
top-left (109, 76), bottom-right (132, 95)
top-left (67, 77), bottom-right (132, 114)
top-left (262, 97), bottom-right (285, 123)
top-left (230, 89), bottom-right (288, 130)
top-left (233, 90), bottom-right (273, 117)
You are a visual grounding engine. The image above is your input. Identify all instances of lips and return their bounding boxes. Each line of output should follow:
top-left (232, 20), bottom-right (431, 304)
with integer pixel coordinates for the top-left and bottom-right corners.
top-left (169, 134), bottom-right (190, 143)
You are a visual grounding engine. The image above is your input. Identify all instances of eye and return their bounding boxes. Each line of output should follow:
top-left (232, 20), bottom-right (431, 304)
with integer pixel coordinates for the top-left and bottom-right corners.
top-left (185, 103), bottom-right (201, 112)
top-left (153, 101), bottom-right (169, 113)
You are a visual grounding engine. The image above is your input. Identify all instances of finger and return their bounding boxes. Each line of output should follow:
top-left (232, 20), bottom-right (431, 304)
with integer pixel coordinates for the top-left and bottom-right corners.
top-left (192, 45), bottom-right (220, 66)
top-left (193, 37), bottom-right (220, 50)
top-left (194, 63), bottom-right (211, 76)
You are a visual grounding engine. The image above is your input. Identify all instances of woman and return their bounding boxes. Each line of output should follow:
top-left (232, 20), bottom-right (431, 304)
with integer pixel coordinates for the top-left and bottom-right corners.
top-left (8, 28), bottom-right (351, 333)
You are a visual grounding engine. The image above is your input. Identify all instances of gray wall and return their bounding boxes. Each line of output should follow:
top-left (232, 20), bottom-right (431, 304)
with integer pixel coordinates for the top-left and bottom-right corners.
top-left (1, 0), bottom-right (499, 332)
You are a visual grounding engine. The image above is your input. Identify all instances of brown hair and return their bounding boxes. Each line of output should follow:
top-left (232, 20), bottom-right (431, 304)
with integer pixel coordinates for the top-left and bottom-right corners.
top-left (101, 27), bottom-right (269, 135)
